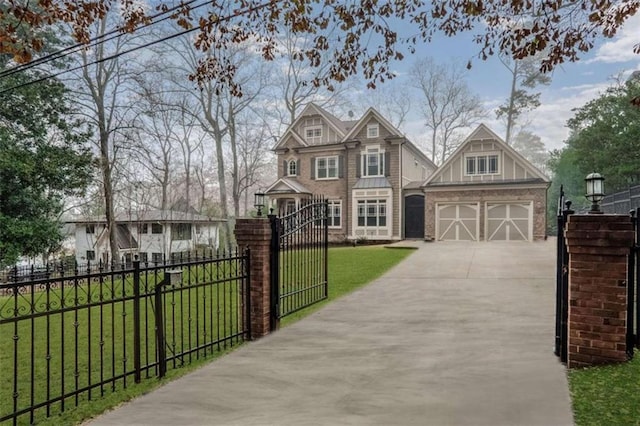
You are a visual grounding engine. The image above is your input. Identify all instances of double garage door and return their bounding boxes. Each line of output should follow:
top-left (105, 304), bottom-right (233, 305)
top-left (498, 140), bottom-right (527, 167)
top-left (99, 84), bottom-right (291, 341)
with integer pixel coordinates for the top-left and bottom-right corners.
top-left (437, 202), bottom-right (532, 241)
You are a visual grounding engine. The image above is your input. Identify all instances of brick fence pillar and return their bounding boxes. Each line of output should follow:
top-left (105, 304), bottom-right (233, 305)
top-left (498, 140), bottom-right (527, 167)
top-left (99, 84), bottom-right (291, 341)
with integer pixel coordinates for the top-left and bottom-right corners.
top-left (564, 214), bottom-right (634, 368)
top-left (235, 217), bottom-right (272, 339)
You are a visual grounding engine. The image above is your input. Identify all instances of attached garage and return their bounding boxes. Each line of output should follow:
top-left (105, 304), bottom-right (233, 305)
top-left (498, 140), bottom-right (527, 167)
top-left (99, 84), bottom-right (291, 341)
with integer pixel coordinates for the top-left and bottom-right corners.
top-left (422, 124), bottom-right (550, 242)
top-left (436, 203), bottom-right (479, 241)
top-left (486, 202), bottom-right (532, 241)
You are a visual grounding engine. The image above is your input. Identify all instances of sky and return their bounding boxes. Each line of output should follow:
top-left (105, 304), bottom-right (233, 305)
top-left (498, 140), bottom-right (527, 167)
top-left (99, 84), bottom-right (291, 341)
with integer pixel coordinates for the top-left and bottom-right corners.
top-left (370, 14), bottom-right (640, 153)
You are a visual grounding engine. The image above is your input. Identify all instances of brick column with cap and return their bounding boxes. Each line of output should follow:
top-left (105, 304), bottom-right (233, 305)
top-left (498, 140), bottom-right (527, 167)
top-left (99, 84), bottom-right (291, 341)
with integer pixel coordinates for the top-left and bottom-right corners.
top-left (564, 214), bottom-right (635, 368)
top-left (234, 217), bottom-right (272, 339)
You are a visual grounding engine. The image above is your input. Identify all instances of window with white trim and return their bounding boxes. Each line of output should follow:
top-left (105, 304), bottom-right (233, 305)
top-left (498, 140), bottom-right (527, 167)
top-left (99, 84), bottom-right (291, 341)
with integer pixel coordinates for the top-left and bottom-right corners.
top-left (465, 154), bottom-right (499, 175)
top-left (305, 126), bottom-right (322, 143)
top-left (287, 159), bottom-right (297, 176)
top-left (357, 200), bottom-right (387, 227)
top-left (362, 147), bottom-right (384, 177)
top-left (367, 123), bottom-right (379, 138)
top-left (316, 156), bottom-right (338, 179)
top-left (328, 200), bottom-right (342, 228)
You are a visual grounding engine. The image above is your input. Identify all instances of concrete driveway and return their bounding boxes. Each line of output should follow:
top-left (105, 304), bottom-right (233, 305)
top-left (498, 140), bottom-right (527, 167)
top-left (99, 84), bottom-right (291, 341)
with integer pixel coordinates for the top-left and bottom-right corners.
top-left (91, 240), bottom-right (573, 426)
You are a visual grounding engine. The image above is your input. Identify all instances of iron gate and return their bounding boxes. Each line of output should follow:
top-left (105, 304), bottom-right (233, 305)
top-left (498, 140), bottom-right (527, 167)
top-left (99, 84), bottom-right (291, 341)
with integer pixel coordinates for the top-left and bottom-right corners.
top-left (555, 185), bottom-right (573, 363)
top-left (555, 186), bottom-right (640, 363)
top-left (269, 197), bottom-right (329, 330)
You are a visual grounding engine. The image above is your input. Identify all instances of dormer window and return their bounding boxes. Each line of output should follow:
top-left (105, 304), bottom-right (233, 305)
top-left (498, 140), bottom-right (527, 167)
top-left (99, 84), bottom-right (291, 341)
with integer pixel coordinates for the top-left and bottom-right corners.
top-left (287, 159), bottom-right (297, 176)
top-left (367, 124), bottom-right (379, 138)
top-left (305, 126), bottom-right (322, 143)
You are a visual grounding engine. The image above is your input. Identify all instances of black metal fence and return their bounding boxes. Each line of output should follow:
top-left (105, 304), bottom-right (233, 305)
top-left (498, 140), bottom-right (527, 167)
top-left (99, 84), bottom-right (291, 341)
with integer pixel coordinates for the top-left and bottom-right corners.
top-left (0, 250), bottom-right (250, 425)
top-left (554, 185), bottom-right (573, 364)
top-left (601, 184), bottom-right (640, 214)
top-left (269, 197), bottom-right (328, 329)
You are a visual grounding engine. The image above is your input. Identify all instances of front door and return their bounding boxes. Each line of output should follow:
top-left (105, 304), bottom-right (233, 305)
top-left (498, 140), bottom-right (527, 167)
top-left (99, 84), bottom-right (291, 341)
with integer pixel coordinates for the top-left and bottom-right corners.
top-left (404, 195), bottom-right (425, 239)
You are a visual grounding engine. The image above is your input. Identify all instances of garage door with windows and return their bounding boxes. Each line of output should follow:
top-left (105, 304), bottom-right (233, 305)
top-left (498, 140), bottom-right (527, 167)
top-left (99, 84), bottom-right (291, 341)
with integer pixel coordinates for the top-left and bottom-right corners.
top-left (486, 202), bottom-right (532, 241)
top-left (437, 203), bottom-right (479, 241)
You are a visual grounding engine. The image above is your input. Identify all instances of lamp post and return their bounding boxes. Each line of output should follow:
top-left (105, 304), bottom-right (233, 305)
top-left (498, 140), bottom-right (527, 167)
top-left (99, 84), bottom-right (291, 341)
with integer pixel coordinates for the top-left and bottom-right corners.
top-left (585, 172), bottom-right (605, 214)
top-left (254, 192), bottom-right (265, 217)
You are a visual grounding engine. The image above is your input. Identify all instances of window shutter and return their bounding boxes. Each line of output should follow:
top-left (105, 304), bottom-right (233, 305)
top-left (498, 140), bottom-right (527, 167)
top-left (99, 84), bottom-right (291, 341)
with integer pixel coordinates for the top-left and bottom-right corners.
top-left (310, 157), bottom-right (316, 179)
top-left (283, 160), bottom-right (287, 176)
top-left (338, 155), bottom-right (344, 178)
top-left (385, 152), bottom-right (391, 176)
top-left (356, 154), bottom-right (361, 178)
top-left (296, 159), bottom-right (300, 176)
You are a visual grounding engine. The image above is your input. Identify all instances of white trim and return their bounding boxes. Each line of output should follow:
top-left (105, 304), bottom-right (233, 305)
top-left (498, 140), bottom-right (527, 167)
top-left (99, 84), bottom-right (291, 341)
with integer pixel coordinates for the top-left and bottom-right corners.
top-left (315, 155), bottom-right (339, 180)
top-left (464, 152), bottom-right (500, 176)
top-left (367, 123), bottom-right (379, 138)
top-left (351, 189), bottom-right (393, 240)
top-left (286, 158), bottom-right (297, 177)
top-left (328, 199), bottom-right (342, 229)
top-left (305, 125), bottom-right (323, 144)
top-left (361, 145), bottom-right (385, 177)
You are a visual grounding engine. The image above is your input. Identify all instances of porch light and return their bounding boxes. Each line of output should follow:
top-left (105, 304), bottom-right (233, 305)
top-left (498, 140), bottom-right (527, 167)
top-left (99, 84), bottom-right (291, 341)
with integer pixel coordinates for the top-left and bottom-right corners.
top-left (585, 172), bottom-right (605, 214)
top-left (254, 192), bottom-right (266, 217)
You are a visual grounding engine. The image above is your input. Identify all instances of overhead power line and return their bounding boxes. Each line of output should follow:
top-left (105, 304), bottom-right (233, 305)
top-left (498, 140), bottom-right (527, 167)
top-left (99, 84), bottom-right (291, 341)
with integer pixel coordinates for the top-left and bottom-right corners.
top-left (0, 0), bottom-right (279, 94)
top-left (0, 0), bottom-right (205, 80)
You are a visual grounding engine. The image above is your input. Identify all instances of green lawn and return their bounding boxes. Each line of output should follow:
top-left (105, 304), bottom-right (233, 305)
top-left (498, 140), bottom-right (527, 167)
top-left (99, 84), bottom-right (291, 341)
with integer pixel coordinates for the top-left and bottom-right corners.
top-left (282, 246), bottom-right (414, 325)
top-left (0, 245), bottom-right (414, 425)
top-left (569, 351), bottom-right (640, 426)
top-left (0, 261), bottom-right (246, 426)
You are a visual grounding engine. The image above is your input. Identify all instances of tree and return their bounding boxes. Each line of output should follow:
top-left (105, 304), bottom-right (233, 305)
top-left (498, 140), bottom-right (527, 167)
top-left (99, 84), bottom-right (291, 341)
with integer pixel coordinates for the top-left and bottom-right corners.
top-left (511, 130), bottom-right (550, 174)
top-left (564, 78), bottom-right (640, 192)
top-left (2, 1), bottom-right (638, 95)
top-left (70, 12), bottom-right (138, 263)
top-left (0, 54), bottom-right (92, 266)
top-left (496, 55), bottom-right (551, 145)
top-left (410, 58), bottom-right (485, 164)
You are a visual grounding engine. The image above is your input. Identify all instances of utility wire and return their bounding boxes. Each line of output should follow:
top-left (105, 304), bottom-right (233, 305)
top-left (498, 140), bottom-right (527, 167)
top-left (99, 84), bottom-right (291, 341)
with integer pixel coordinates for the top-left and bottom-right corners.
top-left (0, 1), bottom-right (276, 95)
top-left (0, 0), bottom-right (205, 79)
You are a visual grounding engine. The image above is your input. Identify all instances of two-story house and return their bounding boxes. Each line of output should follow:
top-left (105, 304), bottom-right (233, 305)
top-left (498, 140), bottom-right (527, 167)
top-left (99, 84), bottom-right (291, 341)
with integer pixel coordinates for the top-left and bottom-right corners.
top-left (70, 209), bottom-right (225, 264)
top-left (265, 103), bottom-right (437, 242)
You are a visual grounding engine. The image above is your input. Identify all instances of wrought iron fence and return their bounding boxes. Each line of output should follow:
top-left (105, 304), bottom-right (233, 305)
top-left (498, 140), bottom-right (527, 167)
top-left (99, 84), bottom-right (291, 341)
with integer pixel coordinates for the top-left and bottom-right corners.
top-left (0, 249), bottom-right (250, 425)
top-left (270, 197), bottom-right (328, 329)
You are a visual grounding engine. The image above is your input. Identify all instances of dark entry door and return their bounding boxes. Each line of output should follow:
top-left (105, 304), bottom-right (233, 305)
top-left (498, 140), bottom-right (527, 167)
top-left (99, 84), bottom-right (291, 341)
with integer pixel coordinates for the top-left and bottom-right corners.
top-left (404, 195), bottom-right (425, 239)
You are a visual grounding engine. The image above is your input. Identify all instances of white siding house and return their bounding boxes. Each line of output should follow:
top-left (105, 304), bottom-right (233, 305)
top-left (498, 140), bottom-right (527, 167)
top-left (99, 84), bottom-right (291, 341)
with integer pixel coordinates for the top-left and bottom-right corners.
top-left (70, 210), bottom-right (225, 264)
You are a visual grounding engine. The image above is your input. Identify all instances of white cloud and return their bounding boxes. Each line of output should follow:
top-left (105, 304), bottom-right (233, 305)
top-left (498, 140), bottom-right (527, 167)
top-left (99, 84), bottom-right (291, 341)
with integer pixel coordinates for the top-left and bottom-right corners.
top-left (529, 81), bottom-right (612, 151)
top-left (588, 14), bottom-right (640, 64)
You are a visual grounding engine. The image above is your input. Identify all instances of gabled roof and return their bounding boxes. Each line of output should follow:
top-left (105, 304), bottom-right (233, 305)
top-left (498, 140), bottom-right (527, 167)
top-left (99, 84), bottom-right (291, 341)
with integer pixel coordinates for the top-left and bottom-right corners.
top-left (265, 177), bottom-right (312, 194)
top-left (273, 103), bottom-right (347, 150)
top-left (424, 123), bottom-right (550, 186)
top-left (342, 107), bottom-right (403, 141)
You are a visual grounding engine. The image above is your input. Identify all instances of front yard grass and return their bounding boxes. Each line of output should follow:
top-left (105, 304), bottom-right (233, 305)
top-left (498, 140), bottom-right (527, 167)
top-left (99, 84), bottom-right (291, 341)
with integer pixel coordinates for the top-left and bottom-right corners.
top-left (569, 351), bottom-right (640, 426)
top-left (1, 245), bottom-right (413, 425)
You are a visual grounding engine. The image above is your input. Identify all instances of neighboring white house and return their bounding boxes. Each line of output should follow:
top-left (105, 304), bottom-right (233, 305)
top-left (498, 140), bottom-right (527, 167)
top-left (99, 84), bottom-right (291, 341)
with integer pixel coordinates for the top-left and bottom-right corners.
top-left (69, 210), bottom-right (225, 264)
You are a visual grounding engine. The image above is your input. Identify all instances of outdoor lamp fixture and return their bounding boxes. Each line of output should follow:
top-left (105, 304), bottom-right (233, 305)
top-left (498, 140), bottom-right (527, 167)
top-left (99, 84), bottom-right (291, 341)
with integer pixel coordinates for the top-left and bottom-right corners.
top-left (254, 192), bottom-right (266, 217)
top-left (585, 172), bottom-right (605, 214)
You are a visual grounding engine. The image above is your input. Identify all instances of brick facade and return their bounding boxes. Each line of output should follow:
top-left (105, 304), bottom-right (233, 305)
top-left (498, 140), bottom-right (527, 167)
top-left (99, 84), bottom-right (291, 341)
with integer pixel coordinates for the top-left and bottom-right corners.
top-left (424, 186), bottom-right (548, 241)
top-left (564, 214), bottom-right (635, 368)
top-left (234, 218), bottom-right (273, 339)
top-left (270, 106), bottom-right (434, 242)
